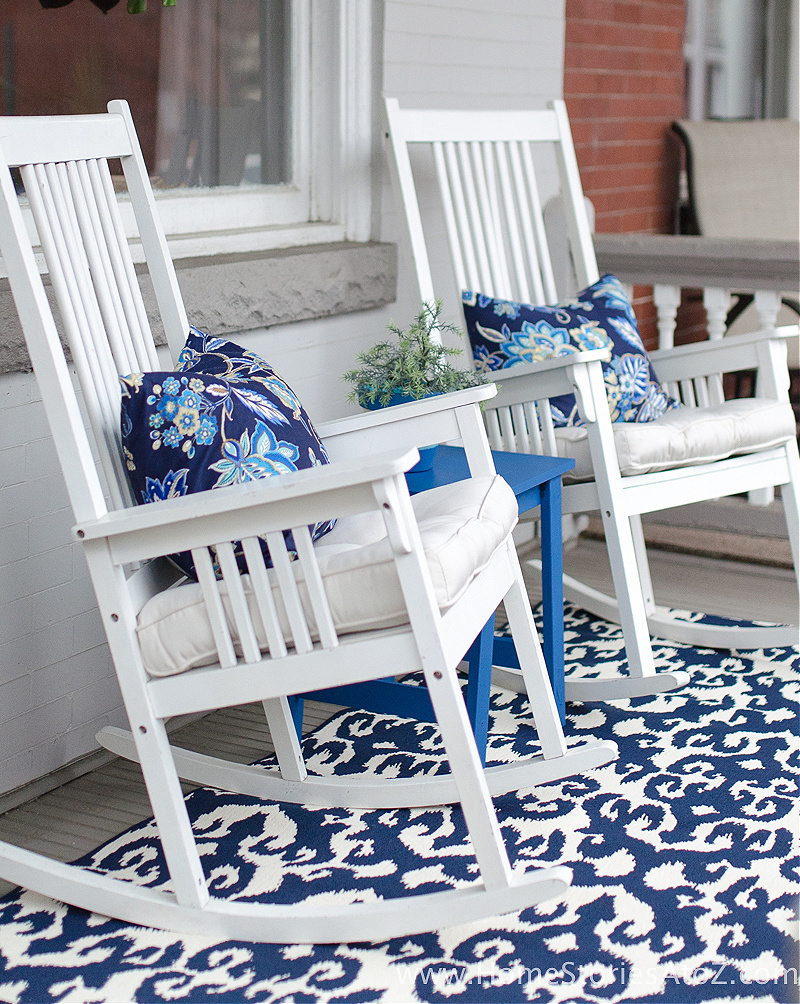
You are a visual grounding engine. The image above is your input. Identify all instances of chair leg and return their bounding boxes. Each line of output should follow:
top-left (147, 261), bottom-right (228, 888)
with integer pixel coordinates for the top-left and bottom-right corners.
top-left (781, 443), bottom-right (800, 581)
top-left (500, 548), bottom-right (567, 760)
top-left (262, 696), bottom-right (307, 782)
top-left (288, 695), bottom-right (305, 738)
top-left (422, 655), bottom-right (513, 892)
top-left (563, 452), bottom-right (800, 656)
top-left (629, 514), bottom-right (655, 615)
top-left (601, 505), bottom-right (658, 679)
top-left (132, 713), bottom-right (209, 909)
top-left (559, 503), bottom-right (691, 701)
top-left (87, 556), bottom-right (211, 910)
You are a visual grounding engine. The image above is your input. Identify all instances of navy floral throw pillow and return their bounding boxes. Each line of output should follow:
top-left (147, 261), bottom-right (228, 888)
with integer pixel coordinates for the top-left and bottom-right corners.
top-left (120, 327), bottom-right (335, 577)
top-left (462, 273), bottom-right (680, 427)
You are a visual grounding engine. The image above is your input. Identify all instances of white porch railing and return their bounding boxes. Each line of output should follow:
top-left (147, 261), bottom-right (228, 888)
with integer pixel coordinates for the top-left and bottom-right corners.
top-left (593, 234), bottom-right (800, 349)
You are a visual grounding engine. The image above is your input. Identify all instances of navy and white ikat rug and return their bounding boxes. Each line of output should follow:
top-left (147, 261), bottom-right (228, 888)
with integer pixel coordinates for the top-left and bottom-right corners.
top-left (0, 605), bottom-right (797, 1004)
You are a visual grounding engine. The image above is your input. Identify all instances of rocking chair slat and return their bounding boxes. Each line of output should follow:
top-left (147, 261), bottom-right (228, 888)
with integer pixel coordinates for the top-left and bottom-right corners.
top-left (511, 403), bottom-right (530, 454)
top-left (445, 140), bottom-right (482, 292)
top-left (431, 142), bottom-right (468, 295)
top-left (215, 541), bottom-right (261, 666)
top-left (693, 375), bottom-right (710, 408)
top-left (507, 142), bottom-right (545, 304)
top-left (458, 141), bottom-right (494, 295)
top-left (51, 161), bottom-right (118, 391)
top-left (499, 406), bottom-right (516, 452)
top-left (680, 378), bottom-right (697, 407)
top-left (26, 162), bottom-right (128, 511)
top-left (485, 407), bottom-right (503, 451)
top-left (51, 160), bottom-right (123, 430)
top-left (265, 530), bottom-right (313, 655)
top-left (471, 141), bottom-right (510, 299)
top-left (292, 525), bottom-right (339, 650)
top-left (495, 140), bottom-right (534, 304)
top-left (241, 535), bottom-right (288, 659)
top-left (481, 142), bottom-right (514, 299)
top-left (518, 140), bottom-right (559, 303)
top-left (94, 157), bottom-right (160, 371)
top-left (708, 372), bottom-right (725, 405)
top-left (526, 401), bottom-right (544, 454)
top-left (538, 399), bottom-right (559, 458)
top-left (192, 546), bottom-right (238, 669)
top-left (67, 160), bottom-right (137, 377)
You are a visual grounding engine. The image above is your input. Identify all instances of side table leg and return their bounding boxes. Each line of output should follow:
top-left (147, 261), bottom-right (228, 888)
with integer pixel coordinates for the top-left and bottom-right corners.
top-left (464, 619), bottom-right (495, 765)
top-left (540, 476), bottom-right (565, 721)
top-left (288, 695), bottom-right (304, 739)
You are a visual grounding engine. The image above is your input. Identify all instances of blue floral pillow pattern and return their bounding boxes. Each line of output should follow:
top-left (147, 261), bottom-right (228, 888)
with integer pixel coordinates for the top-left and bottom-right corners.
top-left (120, 327), bottom-right (335, 577)
top-left (461, 274), bottom-right (680, 426)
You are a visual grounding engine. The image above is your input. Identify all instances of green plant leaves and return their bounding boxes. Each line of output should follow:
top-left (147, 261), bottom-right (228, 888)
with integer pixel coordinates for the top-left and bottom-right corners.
top-left (343, 300), bottom-right (485, 408)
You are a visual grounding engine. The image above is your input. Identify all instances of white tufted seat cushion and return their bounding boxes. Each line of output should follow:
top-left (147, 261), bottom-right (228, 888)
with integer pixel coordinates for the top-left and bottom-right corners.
top-left (555, 398), bottom-right (795, 479)
top-left (136, 475), bottom-right (518, 677)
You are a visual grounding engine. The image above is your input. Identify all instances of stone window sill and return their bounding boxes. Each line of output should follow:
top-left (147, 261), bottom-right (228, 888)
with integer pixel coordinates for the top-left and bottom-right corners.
top-left (0, 240), bottom-right (398, 374)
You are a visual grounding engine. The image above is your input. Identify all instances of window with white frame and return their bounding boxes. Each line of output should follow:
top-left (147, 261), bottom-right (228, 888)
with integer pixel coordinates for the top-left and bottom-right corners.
top-left (0, 0), bottom-right (376, 261)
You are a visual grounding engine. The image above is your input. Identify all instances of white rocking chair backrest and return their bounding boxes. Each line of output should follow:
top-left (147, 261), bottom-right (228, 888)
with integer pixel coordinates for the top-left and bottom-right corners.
top-left (385, 96), bottom-right (800, 684)
top-left (0, 101), bottom-right (186, 523)
top-left (384, 98), bottom-right (603, 461)
top-left (385, 98), bottom-right (599, 309)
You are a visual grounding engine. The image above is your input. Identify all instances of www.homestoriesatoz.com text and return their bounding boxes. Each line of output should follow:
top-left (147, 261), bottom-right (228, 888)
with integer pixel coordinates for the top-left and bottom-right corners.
top-left (398, 961), bottom-right (798, 993)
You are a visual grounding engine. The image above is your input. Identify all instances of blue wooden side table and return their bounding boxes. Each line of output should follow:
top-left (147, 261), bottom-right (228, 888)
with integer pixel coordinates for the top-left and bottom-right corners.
top-left (296, 446), bottom-right (574, 762)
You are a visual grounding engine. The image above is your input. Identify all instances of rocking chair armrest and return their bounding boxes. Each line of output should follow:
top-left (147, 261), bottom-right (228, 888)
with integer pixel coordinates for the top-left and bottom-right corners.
top-left (318, 383), bottom-right (498, 475)
top-left (73, 447), bottom-right (420, 566)
top-left (649, 324), bottom-right (797, 383)
top-left (488, 347), bottom-right (611, 410)
top-left (316, 383), bottom-right (497, 440)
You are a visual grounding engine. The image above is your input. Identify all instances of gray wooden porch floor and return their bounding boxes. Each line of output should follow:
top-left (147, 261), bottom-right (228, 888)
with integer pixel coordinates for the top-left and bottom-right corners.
top-left (0, 508), bottom-right (796, 901)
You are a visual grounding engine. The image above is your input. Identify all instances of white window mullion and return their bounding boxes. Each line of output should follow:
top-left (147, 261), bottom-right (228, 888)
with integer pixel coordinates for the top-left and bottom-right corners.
top-left (338, 0), bottom-right (376, 242)
top-left (309, 0), bottom-right (338, 225)
top-left (292, 0), bottom-right (313, 219)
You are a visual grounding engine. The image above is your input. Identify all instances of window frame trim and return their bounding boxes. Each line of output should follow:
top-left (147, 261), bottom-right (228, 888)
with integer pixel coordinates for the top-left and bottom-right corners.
top-left (141, 0), bottom-right (378, 250)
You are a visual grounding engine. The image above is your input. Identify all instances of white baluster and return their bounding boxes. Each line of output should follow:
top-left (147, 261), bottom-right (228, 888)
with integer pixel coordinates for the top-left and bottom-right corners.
top-left (703, 286), bottom-right (731, 341)
top-left (703, 286), bottom-right (730, 408)
top-left (653, 284), bottom-right (681, 350)
top-left (754, 289), bottom-right (781, 336)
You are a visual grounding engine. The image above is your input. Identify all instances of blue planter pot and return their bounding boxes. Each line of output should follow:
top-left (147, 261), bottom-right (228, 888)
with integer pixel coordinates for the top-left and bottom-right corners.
top-left (359, 389), bottom-right (439, 472)
top-left (360, 389), bottom-right (425, 409)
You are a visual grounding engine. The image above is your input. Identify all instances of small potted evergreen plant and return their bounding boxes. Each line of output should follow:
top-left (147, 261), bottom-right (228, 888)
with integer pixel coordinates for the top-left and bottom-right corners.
top-left (343, 300), bottom-right (484, 408)
top-left (343, 300), bottom-right (485, 470)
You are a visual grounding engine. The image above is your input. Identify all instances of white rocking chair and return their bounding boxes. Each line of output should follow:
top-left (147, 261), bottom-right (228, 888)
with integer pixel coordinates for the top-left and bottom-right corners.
top-left (385, 97), bottom-right (800, 703)
top-left (0, 102), bottom-right (617, 942)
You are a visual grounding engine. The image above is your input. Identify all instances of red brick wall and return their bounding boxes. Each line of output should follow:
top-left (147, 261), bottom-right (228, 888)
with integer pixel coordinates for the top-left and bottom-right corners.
top-left (563, 0), bottom-right (687, 347)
